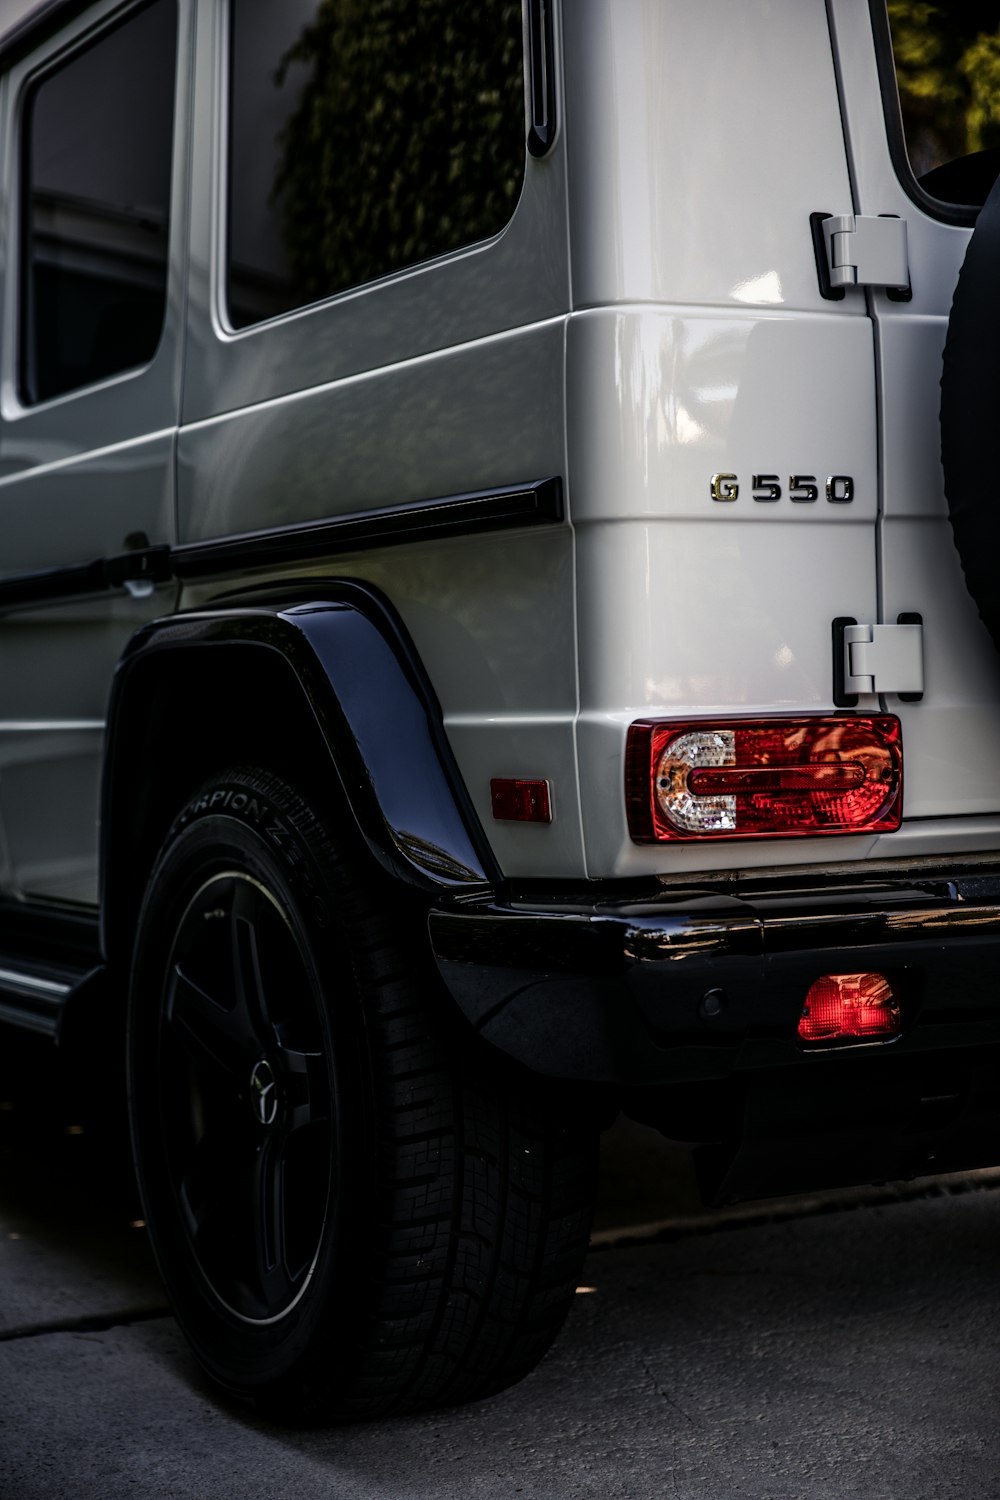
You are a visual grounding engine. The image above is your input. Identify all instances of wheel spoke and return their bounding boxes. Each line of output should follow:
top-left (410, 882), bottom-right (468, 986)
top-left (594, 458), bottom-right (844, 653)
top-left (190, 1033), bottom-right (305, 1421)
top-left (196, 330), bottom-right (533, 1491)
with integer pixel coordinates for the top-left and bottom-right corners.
top-left (177, 1123), bottom-right (241, 1242)
top-left (165, 965), bottom-right (255, 1076)
top-left (152, 861), bottom-right (333, 1324)
top-left (276, 1043), bottom-right (330, 1133)
top-left (178, 1164), bottom-right (211, 1243)
top-left (249, 1136), bottom-right (295, 1312)
top-left (231, 884), bottom-right (274, 1044)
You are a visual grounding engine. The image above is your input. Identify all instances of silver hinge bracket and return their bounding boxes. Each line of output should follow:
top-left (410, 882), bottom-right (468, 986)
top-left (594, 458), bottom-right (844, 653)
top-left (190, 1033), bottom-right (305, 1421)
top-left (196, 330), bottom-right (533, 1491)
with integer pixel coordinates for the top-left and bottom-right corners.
top-left (811, 213), bottom-right (912, 302)
top-left (822, 213), bottom-right (909, 291)
top-left (837, 619), bottom-right (924, 701)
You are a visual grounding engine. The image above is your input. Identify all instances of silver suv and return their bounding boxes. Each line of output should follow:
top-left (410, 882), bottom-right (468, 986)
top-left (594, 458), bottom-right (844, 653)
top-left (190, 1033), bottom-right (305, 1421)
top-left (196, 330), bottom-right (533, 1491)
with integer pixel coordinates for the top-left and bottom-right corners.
top-left (3, 0), bottom-right (1000, 1421)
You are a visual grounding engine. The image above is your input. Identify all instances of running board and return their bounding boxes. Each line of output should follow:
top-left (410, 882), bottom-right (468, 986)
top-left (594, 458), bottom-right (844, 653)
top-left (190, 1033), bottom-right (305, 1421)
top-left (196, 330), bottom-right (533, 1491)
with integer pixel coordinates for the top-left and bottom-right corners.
top-left (0, 963), bottom-right (76, 1037)
top-left (0, 900), bottom-right (102, 1040)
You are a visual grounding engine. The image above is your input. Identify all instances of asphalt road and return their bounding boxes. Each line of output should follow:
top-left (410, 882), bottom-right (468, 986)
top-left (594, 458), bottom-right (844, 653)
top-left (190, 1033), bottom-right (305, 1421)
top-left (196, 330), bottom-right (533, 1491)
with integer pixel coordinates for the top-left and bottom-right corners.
top-left (3, 1032), bottom-right (1000, 1499)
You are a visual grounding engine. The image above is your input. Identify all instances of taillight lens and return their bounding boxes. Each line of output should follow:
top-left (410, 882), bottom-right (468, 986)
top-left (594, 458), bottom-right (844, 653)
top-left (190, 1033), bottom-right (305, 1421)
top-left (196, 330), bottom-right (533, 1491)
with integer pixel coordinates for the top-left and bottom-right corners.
top-left (626, 716), bottom-right (902, 841)
top-left (798, 973), bottom-right (901, 1044)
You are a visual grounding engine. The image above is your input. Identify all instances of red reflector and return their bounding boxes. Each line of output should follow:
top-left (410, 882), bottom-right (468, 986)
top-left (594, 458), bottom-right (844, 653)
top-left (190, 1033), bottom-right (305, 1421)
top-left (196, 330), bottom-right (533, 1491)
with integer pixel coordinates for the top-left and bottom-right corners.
top-left (491, 778), bottom-right (552, 823)
top-left (625, 715), bottom-right (902, 841)
top-left (798, 973), bottom-right (900, 1044)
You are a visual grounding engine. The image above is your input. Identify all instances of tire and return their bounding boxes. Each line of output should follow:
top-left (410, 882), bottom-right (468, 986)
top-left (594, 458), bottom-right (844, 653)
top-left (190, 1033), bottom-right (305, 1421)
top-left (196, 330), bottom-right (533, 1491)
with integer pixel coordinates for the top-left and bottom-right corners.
top-left (941, 171), bottom-right (1000, 652)
top-left (128, 767), bottom-right (597, 1422)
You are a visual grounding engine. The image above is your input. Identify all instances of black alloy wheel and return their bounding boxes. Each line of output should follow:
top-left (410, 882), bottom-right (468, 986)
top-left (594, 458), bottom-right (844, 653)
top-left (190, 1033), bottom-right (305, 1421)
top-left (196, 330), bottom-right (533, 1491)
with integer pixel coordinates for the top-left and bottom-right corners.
top-left (158, 869), bottom-right (333, 1326)
top-left (128, 767), bottom-right (597, 1422)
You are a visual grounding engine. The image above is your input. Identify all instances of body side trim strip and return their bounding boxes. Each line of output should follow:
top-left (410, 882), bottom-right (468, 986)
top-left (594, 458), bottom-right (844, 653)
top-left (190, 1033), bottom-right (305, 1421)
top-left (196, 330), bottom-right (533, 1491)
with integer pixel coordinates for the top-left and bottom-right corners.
top-left (0, 476), bottom-right (564, 608)
top-left (171, 476), bottom-right (564, 580)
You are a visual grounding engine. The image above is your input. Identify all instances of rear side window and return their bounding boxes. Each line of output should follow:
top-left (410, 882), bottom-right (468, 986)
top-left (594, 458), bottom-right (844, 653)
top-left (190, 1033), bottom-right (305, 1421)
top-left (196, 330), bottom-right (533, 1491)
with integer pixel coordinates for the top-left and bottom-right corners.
top-left (227, 0), bottom-right (526, 329)
top-left (884, 2), bottom-right (1000, 211)
top-left (20, 0), bottom-right (177, 406)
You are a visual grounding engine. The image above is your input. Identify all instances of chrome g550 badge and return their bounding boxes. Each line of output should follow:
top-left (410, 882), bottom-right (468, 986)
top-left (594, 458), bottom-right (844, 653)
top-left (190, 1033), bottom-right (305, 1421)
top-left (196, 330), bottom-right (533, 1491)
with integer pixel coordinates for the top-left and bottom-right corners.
top-left (710, 473), bottom-right (854, 503)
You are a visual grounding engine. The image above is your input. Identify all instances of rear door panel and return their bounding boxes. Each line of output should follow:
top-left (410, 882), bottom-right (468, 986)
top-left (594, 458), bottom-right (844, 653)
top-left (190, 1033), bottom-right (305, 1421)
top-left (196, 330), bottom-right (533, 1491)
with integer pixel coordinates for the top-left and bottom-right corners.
top-left (828, 0), bottom-right (1000, 823)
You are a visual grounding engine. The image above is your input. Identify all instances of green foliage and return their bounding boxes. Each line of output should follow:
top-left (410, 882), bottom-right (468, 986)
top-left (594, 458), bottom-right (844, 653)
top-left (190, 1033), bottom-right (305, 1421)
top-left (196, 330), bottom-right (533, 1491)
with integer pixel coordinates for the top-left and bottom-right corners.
top-left (272, 0), bottom-right (525, 305)
top-left (887, 1), bottom-right (1000, 173)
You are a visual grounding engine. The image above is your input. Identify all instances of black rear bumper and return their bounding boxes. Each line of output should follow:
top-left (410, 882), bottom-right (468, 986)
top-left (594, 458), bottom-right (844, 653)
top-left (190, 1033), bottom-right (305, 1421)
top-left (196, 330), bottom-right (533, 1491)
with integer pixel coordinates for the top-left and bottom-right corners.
top-left (430, 866), bottom-right (1000, 1203)
top-left (428, 868), bottom-right (1000, 1087)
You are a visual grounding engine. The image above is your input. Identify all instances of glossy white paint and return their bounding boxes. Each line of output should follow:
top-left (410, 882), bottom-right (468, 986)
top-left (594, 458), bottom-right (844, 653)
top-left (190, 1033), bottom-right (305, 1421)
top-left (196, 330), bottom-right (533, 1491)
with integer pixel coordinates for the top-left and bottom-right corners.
top-left (177, 320), bottom-right (568, 541)
top-left (574, 515), bottom-right (880, 877)
top-left (870, 817), bottom-right (1000, 860)
top-left (445, 713), bottom-right (584, 876)
top-left (564, 298), bottom-right (880, 875)
top-left (177, 310), bottom-right (579, 879)
top-left (0, 0), bottom-right (997, 898)
top-left (562, 0), bottom-right (856, 313)
top-left (181, 523), bottom-right (585, 878)
top-left (554, 0), bottom-right (889, 876)
top-left (565, 307), bottom-right (878, 523)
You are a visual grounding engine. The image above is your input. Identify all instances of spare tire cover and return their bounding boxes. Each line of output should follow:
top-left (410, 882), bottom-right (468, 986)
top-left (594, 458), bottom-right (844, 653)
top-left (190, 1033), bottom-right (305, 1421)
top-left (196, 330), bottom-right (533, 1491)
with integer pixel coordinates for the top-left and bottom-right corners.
top-left (941, 174), bottom-right (1000, 651)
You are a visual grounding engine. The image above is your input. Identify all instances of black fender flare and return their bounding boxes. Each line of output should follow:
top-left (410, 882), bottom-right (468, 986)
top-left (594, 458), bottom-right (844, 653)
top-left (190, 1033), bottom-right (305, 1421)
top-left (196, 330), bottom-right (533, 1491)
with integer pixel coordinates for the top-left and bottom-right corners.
top-left (100, 579), bottom-right (497, 968)
top-left (941, 174), bottom-right (1000, 652)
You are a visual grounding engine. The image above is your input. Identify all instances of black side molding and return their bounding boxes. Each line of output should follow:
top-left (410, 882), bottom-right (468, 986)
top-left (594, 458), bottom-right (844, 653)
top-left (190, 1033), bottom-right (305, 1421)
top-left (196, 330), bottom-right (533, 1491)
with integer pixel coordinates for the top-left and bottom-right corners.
top-left (172, 477), bottom-right (564, 581)
top-left (0, 477), bottom-right (564, 609)
top-left (0, 545), bottom-right (172, 613)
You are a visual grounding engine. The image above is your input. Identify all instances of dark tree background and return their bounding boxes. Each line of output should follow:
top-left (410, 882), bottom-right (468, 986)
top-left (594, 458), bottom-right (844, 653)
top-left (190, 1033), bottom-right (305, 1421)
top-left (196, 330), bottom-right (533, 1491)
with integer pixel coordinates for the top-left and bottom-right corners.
top-left (888, 1), bottom-right (1000, 176)
top-left (272, 0), bottom-right (525, 306)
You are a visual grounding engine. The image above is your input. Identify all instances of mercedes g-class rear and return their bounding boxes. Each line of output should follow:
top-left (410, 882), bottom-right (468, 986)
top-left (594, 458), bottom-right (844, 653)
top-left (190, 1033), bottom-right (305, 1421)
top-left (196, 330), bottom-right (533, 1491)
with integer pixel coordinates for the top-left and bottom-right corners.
top-left (2, 0), bottom-right (1000, 1423)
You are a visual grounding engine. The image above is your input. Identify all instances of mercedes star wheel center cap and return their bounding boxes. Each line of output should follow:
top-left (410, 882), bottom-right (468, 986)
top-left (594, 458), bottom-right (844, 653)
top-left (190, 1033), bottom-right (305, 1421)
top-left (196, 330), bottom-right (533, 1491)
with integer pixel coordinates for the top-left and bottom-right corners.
top-left (250, 1058), bottom-right (279, 1127)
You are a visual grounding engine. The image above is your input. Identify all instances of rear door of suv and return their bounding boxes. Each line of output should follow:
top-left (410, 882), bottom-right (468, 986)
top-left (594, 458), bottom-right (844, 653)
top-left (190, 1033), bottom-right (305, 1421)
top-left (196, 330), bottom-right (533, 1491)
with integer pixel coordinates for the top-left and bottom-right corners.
top-left (827, 0), bottom-right (1000, 850)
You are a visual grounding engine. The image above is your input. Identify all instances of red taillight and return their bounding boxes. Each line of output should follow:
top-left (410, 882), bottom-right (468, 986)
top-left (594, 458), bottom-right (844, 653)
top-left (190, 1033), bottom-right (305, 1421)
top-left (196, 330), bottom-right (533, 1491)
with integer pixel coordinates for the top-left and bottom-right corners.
top-left (626, 716), bottom-right (902, 841)
top-left (798, 973), bottom-right (901, 1044)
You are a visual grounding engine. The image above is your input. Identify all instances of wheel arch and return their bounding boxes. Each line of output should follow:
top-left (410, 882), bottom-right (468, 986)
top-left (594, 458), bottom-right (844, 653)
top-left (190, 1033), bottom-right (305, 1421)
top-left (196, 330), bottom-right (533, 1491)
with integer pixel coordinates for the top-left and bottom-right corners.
top-left (100, 579), bottom-right (497, 971)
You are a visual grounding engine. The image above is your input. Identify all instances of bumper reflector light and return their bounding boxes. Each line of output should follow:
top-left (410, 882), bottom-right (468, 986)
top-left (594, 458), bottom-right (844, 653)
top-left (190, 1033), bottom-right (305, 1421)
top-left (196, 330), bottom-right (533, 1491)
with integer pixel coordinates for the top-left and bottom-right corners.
top-left (626, 715), bottom-right (902, 841)
top-left (798, 973), bottom-right (900, 1044)
top-left (491, 778), bottom-right (552, 823)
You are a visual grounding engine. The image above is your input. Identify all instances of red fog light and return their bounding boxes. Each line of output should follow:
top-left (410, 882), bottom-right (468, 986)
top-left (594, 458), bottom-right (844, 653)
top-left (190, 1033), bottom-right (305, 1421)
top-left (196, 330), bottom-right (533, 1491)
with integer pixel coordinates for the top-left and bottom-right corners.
top-left (798, 973), bottom-right (900, 1044)
top-left (625, 716), bottom-right (902, 841)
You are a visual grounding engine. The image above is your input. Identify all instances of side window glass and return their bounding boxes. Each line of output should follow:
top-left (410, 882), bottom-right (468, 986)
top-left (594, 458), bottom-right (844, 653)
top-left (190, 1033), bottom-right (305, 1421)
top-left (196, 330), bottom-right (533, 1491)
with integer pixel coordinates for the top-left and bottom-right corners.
top-left (21, 0), bottom-right (177, 406)
top-left (227, 0), bottom-right (525, 329)
top-left (885, 3), bottom-right (1000, 209)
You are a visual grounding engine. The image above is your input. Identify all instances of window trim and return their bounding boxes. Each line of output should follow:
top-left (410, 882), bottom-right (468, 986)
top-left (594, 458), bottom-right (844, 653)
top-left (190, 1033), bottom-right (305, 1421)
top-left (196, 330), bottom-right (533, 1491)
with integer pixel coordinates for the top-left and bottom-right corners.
top-left (17, 77), bottom-right (38, 405)
top-left (868, 0), bottom-right (981, 228)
